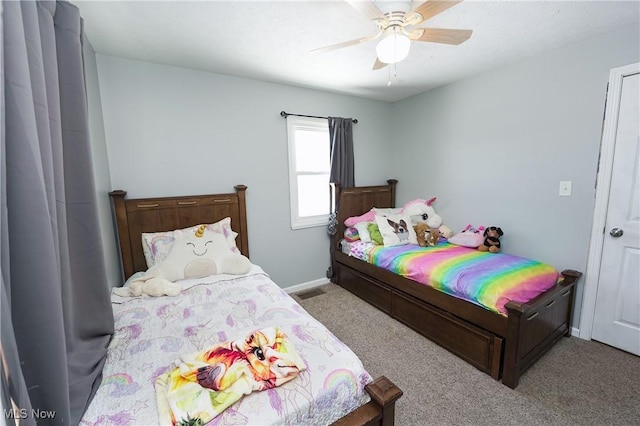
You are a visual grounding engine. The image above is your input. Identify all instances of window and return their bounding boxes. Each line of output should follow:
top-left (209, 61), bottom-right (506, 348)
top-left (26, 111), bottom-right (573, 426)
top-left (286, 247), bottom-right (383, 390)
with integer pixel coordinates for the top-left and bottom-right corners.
top-left (286, 116), bottom-right (331, 229)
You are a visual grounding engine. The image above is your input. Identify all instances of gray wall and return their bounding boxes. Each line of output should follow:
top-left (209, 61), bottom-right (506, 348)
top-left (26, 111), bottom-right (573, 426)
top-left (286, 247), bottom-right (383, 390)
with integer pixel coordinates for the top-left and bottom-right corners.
top-left (95, 55), bottom-right (394, 288)
top-left (89, 23), bottom-right (638, 323)
top-left (389, 23), bottom-right (640, 325)
top-left (83, 38), bottom-right (121, 287)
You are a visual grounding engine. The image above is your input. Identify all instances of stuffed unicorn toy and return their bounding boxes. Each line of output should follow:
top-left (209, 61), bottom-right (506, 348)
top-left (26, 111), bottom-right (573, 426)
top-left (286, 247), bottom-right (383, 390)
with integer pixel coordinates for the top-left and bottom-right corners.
top-left (344, 197), bottom-right (452, 238)
top-left (114, 225), bottom-right (251, 297)
top-left (400, 197), bottom-right (442, 229)
top-left (400, 197), bottom-right (453, 239)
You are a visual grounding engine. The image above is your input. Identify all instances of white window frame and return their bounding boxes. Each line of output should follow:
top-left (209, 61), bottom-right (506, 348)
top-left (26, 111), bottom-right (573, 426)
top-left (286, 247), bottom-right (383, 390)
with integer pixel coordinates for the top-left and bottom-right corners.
top-left (286, 116), bottom-right (331, 230)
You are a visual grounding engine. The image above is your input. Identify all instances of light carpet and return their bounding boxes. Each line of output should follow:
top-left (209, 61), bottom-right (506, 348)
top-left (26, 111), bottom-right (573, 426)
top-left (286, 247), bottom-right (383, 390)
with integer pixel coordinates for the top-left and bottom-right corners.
top-left (295, 283), bottom-right (640, 426)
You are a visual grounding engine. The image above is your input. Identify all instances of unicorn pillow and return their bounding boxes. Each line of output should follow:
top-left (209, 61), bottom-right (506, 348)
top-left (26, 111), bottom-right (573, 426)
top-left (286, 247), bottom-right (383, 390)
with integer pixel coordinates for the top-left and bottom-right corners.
top-left (114, 225), bottom-right (251, 297)
top-left (141, 217), bottom-right (239, 268)
top-left (159, 225), bottom-right (250, 280)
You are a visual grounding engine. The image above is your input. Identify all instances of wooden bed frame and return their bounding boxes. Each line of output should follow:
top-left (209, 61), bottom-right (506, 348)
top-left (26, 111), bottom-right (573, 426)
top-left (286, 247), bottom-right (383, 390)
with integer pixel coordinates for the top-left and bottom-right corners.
top-left (109, 185), bottom-right (402, 426)
top-left (330, 179), bottom-right (582, 389)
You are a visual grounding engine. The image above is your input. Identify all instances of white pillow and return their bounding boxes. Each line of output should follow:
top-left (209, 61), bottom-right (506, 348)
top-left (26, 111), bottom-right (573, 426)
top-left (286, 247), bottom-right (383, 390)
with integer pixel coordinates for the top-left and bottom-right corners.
top-left (375, 214), bottom-right (418, 247)
top-left (353, 221), bottom-right (373, 243)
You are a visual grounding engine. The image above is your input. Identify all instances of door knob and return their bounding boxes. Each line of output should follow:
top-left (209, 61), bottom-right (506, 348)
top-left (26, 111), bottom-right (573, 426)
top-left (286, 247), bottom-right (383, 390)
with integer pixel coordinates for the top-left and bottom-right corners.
top-left (609, 227), bottom-right (624, 238)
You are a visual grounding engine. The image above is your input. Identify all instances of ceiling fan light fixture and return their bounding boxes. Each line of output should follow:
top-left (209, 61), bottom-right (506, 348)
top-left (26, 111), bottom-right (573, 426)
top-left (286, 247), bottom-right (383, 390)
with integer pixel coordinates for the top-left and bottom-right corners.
top-left (376, 28), bottom-right (410, 64)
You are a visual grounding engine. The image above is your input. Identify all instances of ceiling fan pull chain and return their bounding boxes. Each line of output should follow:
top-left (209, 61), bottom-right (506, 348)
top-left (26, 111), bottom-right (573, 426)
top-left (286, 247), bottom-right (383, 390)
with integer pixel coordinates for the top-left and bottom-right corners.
top-left (387, 63), bottom-right (401, 87)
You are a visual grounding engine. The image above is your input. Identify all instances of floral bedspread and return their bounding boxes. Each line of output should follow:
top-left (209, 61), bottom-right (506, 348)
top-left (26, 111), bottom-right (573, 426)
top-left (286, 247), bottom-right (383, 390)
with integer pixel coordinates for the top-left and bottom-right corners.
top-left (81, 266), bottom-right (372, 425)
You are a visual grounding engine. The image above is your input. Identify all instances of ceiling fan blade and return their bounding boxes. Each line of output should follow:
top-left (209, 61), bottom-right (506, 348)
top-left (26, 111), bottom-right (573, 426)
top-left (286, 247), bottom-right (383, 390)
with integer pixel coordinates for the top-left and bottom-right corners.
top-left (346, 0), bottom-right (386, 22)
top-left (372, 58), bottom-right (388, 71)
top-left (310, 34), bottom-right (377, 54)
top-left (405, 1), bottom-right (463, 26)
top-left (409, 28), bottom-right (472, 45)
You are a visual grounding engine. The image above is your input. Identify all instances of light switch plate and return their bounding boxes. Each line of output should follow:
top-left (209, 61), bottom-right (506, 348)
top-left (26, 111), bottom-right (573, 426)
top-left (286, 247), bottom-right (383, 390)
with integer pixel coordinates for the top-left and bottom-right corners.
top-left (559, 181), bottom-right (572, 196)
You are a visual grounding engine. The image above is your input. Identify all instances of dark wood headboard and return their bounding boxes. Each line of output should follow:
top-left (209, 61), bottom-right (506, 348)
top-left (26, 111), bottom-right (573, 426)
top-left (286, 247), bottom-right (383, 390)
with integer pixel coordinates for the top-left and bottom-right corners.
top-left (109, 185), bottom-right (249, 281)
top-left (335, 179), bottom-right (398, 234)
top-left (329, 179), bottom-right (397, 281)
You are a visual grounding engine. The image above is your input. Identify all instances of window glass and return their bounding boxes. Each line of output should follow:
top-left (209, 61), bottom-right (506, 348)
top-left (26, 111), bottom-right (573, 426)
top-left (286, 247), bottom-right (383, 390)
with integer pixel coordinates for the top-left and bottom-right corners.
top-left (297, 174), bottom-right (330, 217)
top-left (286, 117), bottom-right (331, 229)
top-left (294, 130), bottom-right (330, 172)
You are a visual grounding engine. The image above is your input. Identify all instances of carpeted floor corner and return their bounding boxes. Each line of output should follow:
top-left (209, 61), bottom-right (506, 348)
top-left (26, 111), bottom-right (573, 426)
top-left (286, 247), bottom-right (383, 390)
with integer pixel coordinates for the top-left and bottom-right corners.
top-left (296, 283), bottom-right (640, 426)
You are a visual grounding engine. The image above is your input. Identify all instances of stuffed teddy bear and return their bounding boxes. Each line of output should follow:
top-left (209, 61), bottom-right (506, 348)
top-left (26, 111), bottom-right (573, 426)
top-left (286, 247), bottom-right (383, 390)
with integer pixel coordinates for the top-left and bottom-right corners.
top-left (114, 225), bottom-right (251, 297)
top-left (478, 226), bottom-right (503, 253)
top-left (414, 223), bottom-right (440, 247)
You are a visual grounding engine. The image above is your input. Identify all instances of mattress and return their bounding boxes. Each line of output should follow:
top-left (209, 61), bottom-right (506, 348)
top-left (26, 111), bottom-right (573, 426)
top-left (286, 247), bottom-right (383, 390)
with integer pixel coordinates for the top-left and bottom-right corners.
top-left (81, 266), bottom-right (372, 425)
top-left (344, 241), bottom-right (561, 315)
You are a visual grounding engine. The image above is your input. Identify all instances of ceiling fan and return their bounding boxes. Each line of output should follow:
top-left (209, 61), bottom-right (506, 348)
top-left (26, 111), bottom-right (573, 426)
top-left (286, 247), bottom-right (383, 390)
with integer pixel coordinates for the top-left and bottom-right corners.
top-left (312, 0), bottom-right (472, 70)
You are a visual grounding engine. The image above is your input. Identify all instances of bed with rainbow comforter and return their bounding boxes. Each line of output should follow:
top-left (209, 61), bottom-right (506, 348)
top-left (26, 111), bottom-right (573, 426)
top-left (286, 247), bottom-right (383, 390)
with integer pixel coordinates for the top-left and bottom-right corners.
top-left (347, 241), bottom-right (561, 316)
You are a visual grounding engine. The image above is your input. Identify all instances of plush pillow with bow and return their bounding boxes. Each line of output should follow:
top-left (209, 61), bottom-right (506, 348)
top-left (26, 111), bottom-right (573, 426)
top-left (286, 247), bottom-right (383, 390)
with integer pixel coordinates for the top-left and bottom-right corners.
top-left (448, 225), bottom-right (486, 248)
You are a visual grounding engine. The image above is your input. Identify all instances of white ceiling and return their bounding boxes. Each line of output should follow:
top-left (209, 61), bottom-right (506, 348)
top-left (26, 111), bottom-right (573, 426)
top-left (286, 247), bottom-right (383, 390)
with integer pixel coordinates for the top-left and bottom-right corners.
top-left (73, 0), bottom-right (640, 102)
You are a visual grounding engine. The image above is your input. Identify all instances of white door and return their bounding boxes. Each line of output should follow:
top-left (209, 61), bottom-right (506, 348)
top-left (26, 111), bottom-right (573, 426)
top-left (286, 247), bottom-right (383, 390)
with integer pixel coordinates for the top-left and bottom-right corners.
top-left (591, 69), bottom-right (640, 355)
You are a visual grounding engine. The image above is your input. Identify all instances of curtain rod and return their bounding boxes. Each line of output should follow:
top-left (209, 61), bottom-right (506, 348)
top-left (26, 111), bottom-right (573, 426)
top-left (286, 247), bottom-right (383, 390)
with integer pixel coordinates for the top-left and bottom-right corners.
top-left (280, 111), bottom-right (358, 124)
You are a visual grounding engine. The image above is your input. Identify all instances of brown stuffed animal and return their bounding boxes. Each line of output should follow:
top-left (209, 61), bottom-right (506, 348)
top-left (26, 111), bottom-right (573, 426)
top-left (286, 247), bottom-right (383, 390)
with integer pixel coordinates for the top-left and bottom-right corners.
top-left (414, 223), bottom-right (440, 247)
top-left (478, 226), bottom-right (503, 253)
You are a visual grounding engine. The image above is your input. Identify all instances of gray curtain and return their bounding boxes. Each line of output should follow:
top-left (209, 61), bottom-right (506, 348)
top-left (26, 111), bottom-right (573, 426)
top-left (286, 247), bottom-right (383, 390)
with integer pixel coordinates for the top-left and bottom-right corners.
top-left (327, 116), bottom-right (354, 238)
top-left (328, 117), bottom-right (355, 188)
top-left (2, 1), bottom-right (114, 424)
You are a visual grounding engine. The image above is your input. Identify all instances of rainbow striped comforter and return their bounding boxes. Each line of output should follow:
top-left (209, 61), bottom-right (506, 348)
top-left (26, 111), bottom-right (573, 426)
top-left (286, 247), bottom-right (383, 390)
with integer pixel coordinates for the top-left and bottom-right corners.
top-left (368, 242), bottom-right (561, 315)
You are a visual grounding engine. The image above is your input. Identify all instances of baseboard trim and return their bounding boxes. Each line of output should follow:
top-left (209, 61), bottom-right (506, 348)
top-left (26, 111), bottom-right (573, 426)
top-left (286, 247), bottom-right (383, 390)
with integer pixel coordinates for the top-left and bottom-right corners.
top-left (285, 277), bottom-right (330, 295)
top-left (572, 326), bottom-right (580, 338)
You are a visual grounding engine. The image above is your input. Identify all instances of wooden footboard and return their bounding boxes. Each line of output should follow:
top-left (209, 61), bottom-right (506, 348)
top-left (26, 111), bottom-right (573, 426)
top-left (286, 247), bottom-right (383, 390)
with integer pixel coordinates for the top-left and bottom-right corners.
top-left (333, 376), bottom-right (403, 426)
top-left (503, 269), bottom-right (582, 388)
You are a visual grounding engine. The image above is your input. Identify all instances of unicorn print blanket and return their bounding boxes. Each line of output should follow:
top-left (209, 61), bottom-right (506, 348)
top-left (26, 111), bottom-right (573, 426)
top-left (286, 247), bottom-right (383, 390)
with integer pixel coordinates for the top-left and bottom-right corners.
top-left (156, 327), bottom-right (306, 425)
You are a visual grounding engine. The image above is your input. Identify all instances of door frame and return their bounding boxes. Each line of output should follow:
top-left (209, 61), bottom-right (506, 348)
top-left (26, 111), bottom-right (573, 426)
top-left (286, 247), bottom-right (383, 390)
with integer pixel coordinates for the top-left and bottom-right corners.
top-left (580, 62), bottom-right (640, 339)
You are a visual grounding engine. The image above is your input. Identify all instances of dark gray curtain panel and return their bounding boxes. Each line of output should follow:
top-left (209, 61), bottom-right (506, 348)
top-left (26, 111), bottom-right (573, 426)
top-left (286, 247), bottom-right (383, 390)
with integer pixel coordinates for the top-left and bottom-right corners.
top-left (328, 117), bottom-right (355, 188)
top-left (2, 1), bottom-right (114, 424)
top-left (327, 117), bottom-right (354, 240)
